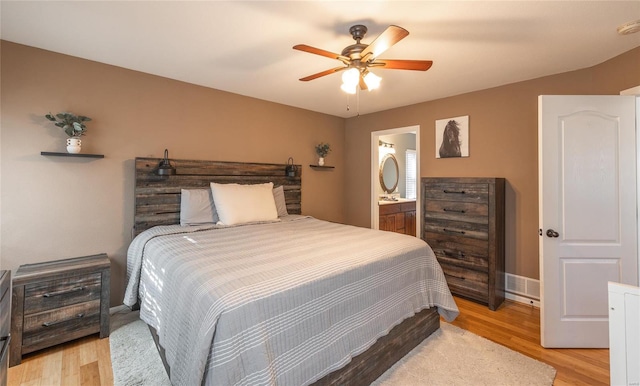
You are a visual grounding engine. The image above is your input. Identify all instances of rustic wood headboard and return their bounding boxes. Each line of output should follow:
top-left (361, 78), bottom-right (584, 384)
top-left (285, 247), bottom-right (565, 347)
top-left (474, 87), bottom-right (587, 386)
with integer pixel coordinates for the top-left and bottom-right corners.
top-left (134, 157), bottom-right (302, 235)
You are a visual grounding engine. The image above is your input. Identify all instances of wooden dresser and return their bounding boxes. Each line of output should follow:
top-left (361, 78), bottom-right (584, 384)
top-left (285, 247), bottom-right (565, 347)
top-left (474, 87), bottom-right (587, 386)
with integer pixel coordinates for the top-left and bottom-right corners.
top-left (379, 201), bottom-right (416, 236)
top-left (10, 254), bottom-right (110, 366)
top-left (0, 270), bottom-right (10, 386)
top-left (421, 177), bottom-right (505, 310)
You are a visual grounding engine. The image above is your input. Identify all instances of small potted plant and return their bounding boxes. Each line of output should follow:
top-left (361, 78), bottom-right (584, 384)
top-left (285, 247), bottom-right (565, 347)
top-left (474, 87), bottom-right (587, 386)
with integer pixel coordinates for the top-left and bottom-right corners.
top-left (315, 142), bottom-right (331, 166)
top-left (45, 112), bottom-right (91, 153)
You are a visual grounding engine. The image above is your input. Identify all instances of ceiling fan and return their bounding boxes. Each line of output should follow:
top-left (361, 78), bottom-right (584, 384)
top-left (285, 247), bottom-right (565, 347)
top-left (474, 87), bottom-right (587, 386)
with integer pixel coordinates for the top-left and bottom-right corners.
top-left (293, 24), bottom-right (432, 93)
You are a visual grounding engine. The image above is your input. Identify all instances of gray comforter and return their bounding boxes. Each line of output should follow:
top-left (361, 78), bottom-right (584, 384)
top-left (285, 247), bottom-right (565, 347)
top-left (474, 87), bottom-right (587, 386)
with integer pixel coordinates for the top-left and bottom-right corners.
top-left (124, 215), bottom-right (458, 386)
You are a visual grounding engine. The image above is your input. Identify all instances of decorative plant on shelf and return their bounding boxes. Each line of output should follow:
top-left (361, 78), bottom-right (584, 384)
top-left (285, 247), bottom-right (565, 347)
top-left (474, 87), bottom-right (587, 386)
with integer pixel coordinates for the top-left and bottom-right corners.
top-left (45, 112), bottom-right (92, 154)
top-left (45, 112), bottom-right (92, 137)
top-left (315, 142), bottom-right (331, 158)
top-left (315, 142), bottom-right (331, 166)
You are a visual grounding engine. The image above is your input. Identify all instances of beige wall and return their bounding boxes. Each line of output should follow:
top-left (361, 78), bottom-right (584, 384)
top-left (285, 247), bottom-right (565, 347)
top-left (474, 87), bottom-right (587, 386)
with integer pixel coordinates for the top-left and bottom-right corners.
top-left (345, 47), bottom-right (640, 280)
top-left (0, 41), bottom-right (345, 305)
top-left (2, 40), bottom-right (638, 304)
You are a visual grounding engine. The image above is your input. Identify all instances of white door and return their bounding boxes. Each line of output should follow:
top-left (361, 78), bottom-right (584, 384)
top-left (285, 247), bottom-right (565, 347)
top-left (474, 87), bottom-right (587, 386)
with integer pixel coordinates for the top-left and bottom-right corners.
top-left (539, 95), bottom-right (638, 348)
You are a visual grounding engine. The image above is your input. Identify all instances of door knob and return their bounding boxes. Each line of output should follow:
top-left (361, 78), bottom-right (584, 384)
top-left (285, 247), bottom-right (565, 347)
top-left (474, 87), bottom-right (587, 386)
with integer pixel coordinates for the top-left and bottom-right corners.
top-left (546, 229), bottom-right (559, 238)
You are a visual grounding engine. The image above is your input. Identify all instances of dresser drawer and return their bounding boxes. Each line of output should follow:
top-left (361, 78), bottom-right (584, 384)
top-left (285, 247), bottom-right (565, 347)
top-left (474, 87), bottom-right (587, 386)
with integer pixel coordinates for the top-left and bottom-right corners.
top-left (424, 217), bottom-right (488, 240)
top-left (424, 183), bottom-right (488, 203)
top-left (426, 231), bottom-right (488, 271)
top-left (424, 200), bottom-right (488, 223)
top-left (22, 299), bottom-right (101, 354)
top-left (24, 273), bottom-right (102, 315)
top-left (439, 262), bottom-right (488, 304)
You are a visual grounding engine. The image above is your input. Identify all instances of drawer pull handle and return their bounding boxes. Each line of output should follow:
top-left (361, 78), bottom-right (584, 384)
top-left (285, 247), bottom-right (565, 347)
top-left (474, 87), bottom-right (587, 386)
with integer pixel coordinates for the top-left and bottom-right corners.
top-left (443, 190), bottom-right (466, 194)
top-left (443, 208), bottom-right (466, 213)
top-left (444, 251), bottom-right (466, 259)
top-left (42, 313), bottom-right (85, 327)
top-left (43, 286), bottom-right (86, 298)
top-left (443, 228), bottom-right (466, 235)
top-left (447, 274), bottom-right (466, 281)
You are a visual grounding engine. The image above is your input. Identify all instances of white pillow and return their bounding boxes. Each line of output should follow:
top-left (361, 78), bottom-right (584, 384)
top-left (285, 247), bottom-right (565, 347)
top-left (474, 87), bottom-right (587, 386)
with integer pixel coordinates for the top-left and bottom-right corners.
top-left (210, 182), bottom-right (278, 225)
top-left (272, 185), bottom-right (289, 217)
top-left (180, 189), bottom-right (218, 226)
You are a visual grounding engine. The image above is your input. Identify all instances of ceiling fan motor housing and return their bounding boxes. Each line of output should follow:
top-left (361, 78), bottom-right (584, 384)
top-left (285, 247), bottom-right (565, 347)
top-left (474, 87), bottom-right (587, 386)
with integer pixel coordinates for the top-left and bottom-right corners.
top-left (349, 25), bottom-right (368, 42)
top-left (341, 44), bottom-right (366, 61)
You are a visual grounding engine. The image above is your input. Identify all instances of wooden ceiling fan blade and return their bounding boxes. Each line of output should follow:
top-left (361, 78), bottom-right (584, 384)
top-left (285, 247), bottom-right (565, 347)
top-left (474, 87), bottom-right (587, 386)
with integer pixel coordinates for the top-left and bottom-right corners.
top-left (293, 44), bottom-right (350, 63)
top-left (372, 59), bottom-right (433, 71)
top-left (299, 67), bottom-right (346, 82)
top-left (360, 25), bottom-right (409, 61)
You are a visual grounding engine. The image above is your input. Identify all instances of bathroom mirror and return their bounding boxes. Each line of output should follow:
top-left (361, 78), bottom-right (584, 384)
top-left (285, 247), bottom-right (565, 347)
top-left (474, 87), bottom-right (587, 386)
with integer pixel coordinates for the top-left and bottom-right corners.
top-left (379, 153), bottom-right (399, 194)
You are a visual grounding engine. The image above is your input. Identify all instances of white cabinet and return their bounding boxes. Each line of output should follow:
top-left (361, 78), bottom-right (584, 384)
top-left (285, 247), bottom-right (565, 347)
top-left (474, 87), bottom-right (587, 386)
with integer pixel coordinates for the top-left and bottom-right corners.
top-left (608, 282), bottom-right (640, 386)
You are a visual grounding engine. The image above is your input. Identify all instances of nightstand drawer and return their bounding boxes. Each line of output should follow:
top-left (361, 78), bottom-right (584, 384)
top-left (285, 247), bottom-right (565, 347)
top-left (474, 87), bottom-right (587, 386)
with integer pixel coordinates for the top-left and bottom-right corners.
top-left (0, 337), bottom-right (7, 386)
top-left (0, 271), bottom-right (9, 339)
top-left (0, 270), bottom-right (9, 386)
top-left (22, 300), bottom-right (101, 353)
top-left (24, 273), bottom-right (102, 314)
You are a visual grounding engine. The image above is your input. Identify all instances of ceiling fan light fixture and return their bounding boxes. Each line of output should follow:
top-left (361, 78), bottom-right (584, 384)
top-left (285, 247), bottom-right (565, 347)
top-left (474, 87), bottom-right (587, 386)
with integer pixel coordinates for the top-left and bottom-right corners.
top-left (341, 68), bottom-right (360, 87)
top-left (341, 82), bottom-right (357, 94)
top-left (363, 71), bottom-right (381, 90)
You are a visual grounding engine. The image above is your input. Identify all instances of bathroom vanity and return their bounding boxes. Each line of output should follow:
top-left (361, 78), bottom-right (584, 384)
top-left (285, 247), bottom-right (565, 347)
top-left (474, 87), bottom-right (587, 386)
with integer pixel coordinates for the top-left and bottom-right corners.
top-left (379, 200), bottom-right (416, 236)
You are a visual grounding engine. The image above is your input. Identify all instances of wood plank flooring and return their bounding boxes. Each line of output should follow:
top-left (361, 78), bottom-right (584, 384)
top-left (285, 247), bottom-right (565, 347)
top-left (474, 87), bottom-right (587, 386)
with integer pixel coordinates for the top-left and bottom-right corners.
top-left (7, 296), bottom-right (610, 385)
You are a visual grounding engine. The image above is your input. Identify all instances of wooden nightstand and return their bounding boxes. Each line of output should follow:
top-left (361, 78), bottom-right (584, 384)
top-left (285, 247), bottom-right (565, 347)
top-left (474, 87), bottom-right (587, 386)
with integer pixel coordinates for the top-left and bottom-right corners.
top-left (9, 254), bottom-right (110, 366)
top-left (1, 270), bottom-right (10, 386)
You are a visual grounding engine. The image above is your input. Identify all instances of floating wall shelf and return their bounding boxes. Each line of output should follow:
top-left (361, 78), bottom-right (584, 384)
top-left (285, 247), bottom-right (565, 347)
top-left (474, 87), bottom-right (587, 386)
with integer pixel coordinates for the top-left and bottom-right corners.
top-left (41, 152), bottom-right (104, 159)
top-left (309, 165), bottom-right (335, 169)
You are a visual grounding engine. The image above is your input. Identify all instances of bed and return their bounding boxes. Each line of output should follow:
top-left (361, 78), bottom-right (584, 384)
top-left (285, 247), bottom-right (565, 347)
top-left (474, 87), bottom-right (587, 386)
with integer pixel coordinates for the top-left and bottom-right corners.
top-left (124, 157), bottom-right (459, 386)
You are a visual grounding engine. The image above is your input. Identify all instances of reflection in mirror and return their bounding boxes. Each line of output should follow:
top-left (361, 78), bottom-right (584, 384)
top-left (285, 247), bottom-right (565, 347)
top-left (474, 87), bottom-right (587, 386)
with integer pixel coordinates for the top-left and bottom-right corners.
top-left (379, 153), bottom-right (399, 193)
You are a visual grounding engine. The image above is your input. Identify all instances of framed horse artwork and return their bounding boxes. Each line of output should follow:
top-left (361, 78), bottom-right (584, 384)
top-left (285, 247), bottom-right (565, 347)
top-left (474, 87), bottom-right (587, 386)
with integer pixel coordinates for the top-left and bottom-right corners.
top-left (435, 115), bottom-right (469, 158)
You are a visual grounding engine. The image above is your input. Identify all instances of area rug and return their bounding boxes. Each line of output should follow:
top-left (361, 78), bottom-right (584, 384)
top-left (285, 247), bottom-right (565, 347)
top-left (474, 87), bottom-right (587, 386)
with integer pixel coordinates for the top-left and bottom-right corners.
top-left (110, 316), bottom-right (556, 386)
top-left (110, 316), bottom-right (171, 386)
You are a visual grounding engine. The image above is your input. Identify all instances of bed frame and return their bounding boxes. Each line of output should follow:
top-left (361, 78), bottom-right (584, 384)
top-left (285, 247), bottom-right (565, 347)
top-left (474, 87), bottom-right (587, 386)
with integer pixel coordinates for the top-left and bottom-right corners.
top-left (134, 157), bottom-right (440, 385)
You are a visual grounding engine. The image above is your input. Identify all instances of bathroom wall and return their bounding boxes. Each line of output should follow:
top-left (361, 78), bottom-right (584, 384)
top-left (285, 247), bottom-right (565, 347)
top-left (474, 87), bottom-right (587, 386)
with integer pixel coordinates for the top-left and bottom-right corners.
top-left (378, 133), bottom-right (416, 198)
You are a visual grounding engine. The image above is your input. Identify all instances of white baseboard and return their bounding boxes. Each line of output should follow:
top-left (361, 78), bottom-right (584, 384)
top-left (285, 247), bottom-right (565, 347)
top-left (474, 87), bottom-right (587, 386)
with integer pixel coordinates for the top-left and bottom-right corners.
top-left (506, 292), bottom-right (540, 308)
top-left (505, 273), bottom-right (540, 308)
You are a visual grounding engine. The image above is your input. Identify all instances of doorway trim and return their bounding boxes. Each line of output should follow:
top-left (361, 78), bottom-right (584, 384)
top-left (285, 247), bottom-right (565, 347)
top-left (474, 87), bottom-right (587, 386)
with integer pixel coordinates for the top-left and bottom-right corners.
top-left (371, 125), bottom-right (421, 235)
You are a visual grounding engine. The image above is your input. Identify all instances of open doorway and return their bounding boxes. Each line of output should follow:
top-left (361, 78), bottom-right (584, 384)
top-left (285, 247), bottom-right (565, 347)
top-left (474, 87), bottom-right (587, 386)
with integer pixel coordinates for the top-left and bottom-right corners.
top-left (371, 125), bottom-right (420, 236)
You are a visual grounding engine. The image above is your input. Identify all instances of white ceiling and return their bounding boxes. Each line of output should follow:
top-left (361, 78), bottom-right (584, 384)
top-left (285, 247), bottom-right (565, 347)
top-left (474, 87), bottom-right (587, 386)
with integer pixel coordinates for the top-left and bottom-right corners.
top-left (2, 1), bottom-right (639, 118)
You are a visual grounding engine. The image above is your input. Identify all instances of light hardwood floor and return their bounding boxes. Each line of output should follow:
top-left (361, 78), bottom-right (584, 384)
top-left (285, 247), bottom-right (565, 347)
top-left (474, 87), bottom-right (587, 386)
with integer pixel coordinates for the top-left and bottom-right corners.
top-left (7, 296), bottom-right (609, 386)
